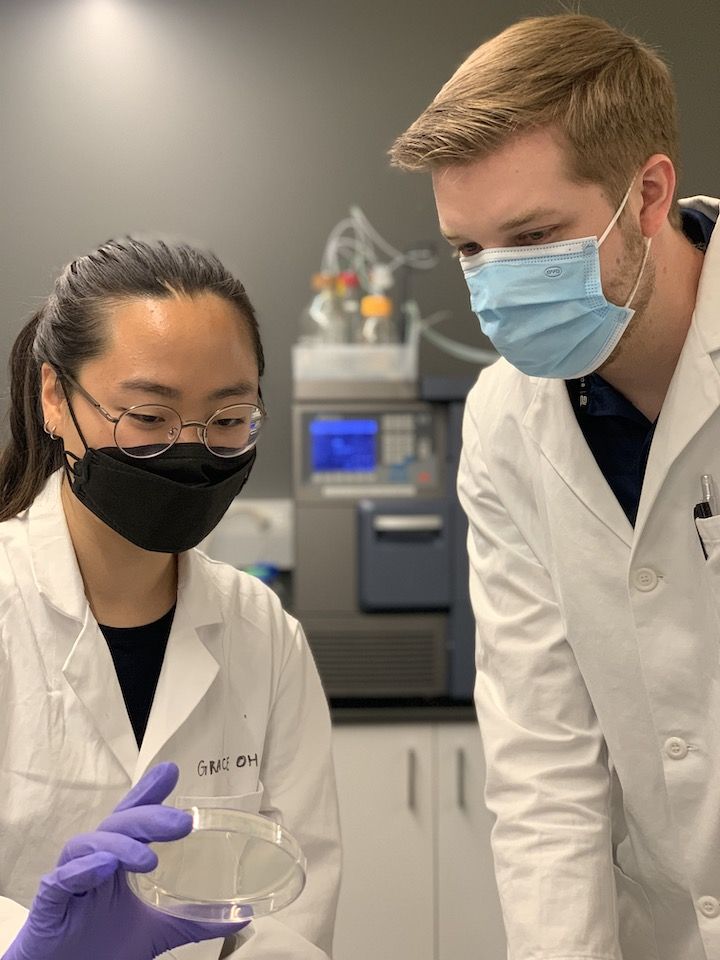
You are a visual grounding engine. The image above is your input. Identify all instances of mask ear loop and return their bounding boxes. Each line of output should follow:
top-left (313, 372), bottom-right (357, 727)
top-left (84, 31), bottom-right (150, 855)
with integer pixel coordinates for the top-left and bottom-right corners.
top-left (596, 174), bottom-right (651, 309)
top-left (598, 176), bottom-right (637, 246)
top-left (55, 374), bottom-right (91, 481)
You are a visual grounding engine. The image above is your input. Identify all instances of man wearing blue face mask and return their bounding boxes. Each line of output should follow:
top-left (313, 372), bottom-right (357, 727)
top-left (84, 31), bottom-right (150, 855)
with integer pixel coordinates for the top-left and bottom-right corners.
top-left (391, 13), bottom-right (718, 960)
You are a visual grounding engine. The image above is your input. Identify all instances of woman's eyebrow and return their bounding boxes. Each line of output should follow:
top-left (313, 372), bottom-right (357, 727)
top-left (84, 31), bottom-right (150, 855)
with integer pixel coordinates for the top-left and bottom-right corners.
top-left (117, 379), bottom-right (257, 401)
top-left (207, 381), bottom-right (258, 401)
top-left (118, 378), bottom-right (180, 399)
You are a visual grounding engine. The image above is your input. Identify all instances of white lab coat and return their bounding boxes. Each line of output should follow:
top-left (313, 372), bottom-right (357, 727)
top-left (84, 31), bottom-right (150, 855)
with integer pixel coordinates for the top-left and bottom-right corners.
top-left (458, 197), bottom-right (720, 960)
top-left (0, 471), bottom-right (341, 959)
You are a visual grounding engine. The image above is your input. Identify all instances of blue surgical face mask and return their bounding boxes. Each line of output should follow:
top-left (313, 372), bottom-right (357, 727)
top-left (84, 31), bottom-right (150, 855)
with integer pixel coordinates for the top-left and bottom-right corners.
top-left (459, 180), bottom-right (651, 379)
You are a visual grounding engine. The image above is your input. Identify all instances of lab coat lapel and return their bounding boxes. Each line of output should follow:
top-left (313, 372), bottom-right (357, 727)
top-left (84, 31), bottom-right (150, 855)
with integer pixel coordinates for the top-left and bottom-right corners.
top-left (135, 554), bottom-right (221, 781)
top-left (634, 224), bottom-right (720, 538)
top-left (61, 610), bottom-right (139, 780)
top-left (31, 472), bottom-right (139, 779)
top-left (29, 471), bottom-right (88, 623)
top-left (523, 376), bottom-right (634, 548)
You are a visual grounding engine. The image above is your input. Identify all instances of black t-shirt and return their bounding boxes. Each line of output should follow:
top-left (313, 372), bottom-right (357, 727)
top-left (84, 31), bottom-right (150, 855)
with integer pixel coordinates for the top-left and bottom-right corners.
top-left (100, 605), bottom-right (175, 747)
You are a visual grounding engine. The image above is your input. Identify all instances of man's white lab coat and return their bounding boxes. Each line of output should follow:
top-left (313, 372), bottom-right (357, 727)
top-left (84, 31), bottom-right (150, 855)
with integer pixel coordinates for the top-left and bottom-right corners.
top-left (458, 197), bottom-right (720, 960)
top-left (0, 471), bottom-right (341, 959)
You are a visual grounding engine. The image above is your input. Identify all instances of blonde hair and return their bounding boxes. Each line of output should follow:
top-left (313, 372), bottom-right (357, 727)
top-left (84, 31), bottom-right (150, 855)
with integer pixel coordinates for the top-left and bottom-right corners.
top-left (390, 14), bottom-right (681, 225)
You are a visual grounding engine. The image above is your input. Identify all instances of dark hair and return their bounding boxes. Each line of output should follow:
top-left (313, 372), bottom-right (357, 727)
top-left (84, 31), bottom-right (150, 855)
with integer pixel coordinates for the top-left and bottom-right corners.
top-left (0, 236), bottom-right (265, 522)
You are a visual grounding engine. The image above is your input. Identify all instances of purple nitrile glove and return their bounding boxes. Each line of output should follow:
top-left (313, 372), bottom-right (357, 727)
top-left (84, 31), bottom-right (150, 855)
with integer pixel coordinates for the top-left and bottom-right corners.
top-left (2, 762), bottom-right (250, 960)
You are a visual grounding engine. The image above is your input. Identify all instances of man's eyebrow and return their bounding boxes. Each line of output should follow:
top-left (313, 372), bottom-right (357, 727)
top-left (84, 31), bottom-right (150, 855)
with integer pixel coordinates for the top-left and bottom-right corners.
top-left (441, 208), bottom-right (562, 244)
top-left (117, 379), bottom-right (257, 402)
top-left (497, 208), bottom-right (561, 232)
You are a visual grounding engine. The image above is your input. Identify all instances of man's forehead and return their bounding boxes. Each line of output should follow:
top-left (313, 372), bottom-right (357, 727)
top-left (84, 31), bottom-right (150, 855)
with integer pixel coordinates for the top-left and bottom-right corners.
top-left (434, 173), bottom-right (597, 242)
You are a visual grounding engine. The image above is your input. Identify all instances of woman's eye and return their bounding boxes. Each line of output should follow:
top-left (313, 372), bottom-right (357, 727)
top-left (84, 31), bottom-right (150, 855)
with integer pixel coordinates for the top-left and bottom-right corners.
top-left (215, 418), bottom-right (245, 428)
top-left (127, 412), bottom-right (164, 425)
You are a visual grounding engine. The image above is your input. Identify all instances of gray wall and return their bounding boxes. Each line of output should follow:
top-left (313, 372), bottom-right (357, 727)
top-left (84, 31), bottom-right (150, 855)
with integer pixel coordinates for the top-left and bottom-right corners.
top-left (2, 0), bottom-right (718, 497)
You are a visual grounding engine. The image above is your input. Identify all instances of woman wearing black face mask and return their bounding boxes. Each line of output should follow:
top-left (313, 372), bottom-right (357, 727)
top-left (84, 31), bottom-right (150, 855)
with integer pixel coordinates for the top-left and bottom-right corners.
top-left (0, 237), bottom-right (340, 960)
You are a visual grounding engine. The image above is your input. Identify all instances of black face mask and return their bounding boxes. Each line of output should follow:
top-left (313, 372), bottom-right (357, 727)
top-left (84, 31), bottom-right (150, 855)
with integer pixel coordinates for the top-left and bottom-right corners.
top-left (64, 443), bottom-right (257, 553)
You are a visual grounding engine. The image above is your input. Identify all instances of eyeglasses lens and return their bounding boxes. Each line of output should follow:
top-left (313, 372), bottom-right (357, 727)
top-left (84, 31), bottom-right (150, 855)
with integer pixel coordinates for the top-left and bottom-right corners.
top-left (206, 405), bottom-right (263, 458)
top-left (115, 405), bottom-right (263, 458)
top-left (115, 406), bottom-right (182, 458)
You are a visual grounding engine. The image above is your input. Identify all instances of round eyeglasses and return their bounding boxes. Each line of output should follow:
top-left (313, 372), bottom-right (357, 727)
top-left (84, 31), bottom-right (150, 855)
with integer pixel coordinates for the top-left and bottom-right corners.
top-left (59, 373), bottom-right (266, 459)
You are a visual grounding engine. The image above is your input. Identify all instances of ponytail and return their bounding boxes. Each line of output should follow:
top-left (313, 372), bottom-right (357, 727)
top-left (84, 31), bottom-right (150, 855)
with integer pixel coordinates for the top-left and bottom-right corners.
top-left (0, 310), bottom-right (64, 521)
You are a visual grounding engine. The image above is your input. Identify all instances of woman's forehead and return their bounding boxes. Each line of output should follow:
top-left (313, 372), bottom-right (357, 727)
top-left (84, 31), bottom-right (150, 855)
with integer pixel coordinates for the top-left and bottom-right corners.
top-left (83, 293), bottom-right (259, 390)
top-left (105, 292), bottom-right (251, 339)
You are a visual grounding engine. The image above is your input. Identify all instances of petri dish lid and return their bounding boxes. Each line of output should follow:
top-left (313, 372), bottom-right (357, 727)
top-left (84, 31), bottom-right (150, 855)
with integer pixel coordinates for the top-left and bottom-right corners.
top-left (127, 806), bottom-right (307, 922)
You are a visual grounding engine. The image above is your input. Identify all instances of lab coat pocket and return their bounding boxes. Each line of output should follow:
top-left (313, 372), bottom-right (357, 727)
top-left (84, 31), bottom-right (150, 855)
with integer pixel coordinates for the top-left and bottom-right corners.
top-left (695, 515), bottom-right (720, 623)
top-left (613, 864), bottom-right (660, 960)
top-left (176, 784), bottom-right (264, 815)
top-left (696, 513), bottom-right (720, 565)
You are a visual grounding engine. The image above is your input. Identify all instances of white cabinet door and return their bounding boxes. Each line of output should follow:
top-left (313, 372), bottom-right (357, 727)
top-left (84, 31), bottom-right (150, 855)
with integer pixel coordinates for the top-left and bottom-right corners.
top-left (436, 723), bottom-right (506, 960)
top-left (331, 724), bottom-right (435, 960)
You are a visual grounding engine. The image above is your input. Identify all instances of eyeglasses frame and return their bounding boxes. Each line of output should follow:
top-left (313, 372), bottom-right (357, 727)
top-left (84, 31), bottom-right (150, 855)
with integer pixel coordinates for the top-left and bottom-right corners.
top-left (56, 370), bottom-right (266, 459)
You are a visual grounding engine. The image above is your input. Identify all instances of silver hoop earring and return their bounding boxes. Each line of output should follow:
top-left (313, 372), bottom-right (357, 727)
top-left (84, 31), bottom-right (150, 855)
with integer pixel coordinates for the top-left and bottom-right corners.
top-left (43, 421), bottom-right (59, 441)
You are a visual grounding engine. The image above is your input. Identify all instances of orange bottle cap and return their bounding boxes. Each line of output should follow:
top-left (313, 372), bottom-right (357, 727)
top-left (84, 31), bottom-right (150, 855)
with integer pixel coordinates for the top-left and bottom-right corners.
top-left (360, 295), bottom-right (392, 317)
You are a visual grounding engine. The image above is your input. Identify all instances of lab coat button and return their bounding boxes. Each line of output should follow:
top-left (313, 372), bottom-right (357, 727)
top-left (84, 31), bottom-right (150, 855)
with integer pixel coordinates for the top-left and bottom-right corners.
top-left (698, 896), bottom-right (720, 919)
top-left (633, 568), bottom-right (659, 592)
top-left (665, 737), bottom-right (689, 760)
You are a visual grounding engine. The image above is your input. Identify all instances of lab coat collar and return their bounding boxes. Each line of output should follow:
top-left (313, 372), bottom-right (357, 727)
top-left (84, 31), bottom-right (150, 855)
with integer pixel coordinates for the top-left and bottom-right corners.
top-left (134, 595), bottom-right (220, 782)
top-left (176, 547), bottom-right (226, 632)
top-left (524, 197), bottom-right (720, 549)
top-left (29, 470), bottom-right (227, 630)
top-left (60, 594), bottom-right (223, 783)
top-left (28, 470), bottom-right (89, 623)
top-left (634, 200), bottom-right (720, 534)
top-left (679, 194), bottom-right (720, 228)
top-left (523, 377), bottom-right (634, 548)
top-left (29, 470), bottom-right (227, 781)
top-left (132, 551), bottom-right (226, 780)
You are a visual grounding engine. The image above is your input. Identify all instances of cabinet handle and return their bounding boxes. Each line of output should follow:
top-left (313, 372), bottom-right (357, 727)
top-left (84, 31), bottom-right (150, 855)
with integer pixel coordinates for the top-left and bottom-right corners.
top-left (407, 748), bottom-right (417, 810)
top-left (373, 515), bottom-right (443, 533)
top-left (457, 748), bottom-right (466, 809)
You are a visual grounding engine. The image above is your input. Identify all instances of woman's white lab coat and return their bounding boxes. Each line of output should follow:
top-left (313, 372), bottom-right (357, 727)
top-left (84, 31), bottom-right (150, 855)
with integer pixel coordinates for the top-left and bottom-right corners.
top-left (458, 198), bottom-right (720, 960)
top-left (0, 471), bottom-right (341, 960)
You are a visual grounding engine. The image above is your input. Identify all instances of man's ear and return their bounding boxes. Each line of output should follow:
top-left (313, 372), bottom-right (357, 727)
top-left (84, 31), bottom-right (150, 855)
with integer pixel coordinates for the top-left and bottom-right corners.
top-left (637, 154), bottom-right (676, 238)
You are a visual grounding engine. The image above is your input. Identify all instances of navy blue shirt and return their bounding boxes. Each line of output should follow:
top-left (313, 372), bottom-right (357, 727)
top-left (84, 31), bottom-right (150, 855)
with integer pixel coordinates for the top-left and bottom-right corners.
top-left (566, 207), bottom-right (714, 526)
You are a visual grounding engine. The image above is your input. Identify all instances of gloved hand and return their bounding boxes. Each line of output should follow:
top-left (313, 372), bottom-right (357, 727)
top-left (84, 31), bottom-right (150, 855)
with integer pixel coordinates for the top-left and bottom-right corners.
top-left (2, 762), bottom-right (250, 960)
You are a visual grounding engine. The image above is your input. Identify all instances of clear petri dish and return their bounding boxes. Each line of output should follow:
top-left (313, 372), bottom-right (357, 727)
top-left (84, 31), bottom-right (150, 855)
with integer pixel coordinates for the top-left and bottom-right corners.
top-left (126, 807), bottom-right (307, 922)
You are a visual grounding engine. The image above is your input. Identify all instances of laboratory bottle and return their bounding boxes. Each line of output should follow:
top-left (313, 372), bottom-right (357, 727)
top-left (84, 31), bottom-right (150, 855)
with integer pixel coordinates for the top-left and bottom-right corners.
top-left (297, 273), bottom-right (339, 345)
top-left (359, 294), bottom-right (397, 344)
top-left (337, 271), bottom-right (363, 343)
top-left (324, 275), bottom-right (351, 344)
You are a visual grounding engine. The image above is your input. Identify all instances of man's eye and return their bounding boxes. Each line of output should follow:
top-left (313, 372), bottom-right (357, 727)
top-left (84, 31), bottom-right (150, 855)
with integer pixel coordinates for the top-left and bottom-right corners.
top-left (454, 242), bottom-right (482, 259)
top-left (518, 229), bottom-right (554, 245)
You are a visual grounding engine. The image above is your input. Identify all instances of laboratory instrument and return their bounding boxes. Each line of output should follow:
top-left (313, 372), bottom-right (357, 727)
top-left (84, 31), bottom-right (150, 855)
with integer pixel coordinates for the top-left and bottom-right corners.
top-left (292, 375), bottom-right (476, 700)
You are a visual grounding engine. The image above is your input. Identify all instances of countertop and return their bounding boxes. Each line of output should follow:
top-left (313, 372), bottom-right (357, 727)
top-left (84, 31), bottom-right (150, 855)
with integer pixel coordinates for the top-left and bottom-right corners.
top-left (330, 696), bottom-right (475, 724)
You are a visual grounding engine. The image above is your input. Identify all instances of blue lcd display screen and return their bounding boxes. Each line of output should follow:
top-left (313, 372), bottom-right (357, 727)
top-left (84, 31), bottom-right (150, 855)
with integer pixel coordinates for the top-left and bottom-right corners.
top-left (310, 418), bottom-right (378, 472)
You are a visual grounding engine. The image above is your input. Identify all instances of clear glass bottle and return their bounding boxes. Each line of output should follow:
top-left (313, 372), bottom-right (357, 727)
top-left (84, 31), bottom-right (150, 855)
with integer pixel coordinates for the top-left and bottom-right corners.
top-left (359, 294), bottom-right (396, 344)
top-left (298, 273), bottom-right (353, 345)
top-left (337, 270), bottom-right (363, 343)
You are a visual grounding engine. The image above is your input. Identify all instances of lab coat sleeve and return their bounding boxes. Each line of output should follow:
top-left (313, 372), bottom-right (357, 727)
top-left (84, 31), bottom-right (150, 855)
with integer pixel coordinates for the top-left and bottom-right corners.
top-left (457, 393), bottom-right (620, 960)
top-left (0, 609), bottom-right (30, 955)
top-left (0, 899), bottom-right (28, 954)
top-left (226, 619), bottom-right (341, 959)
